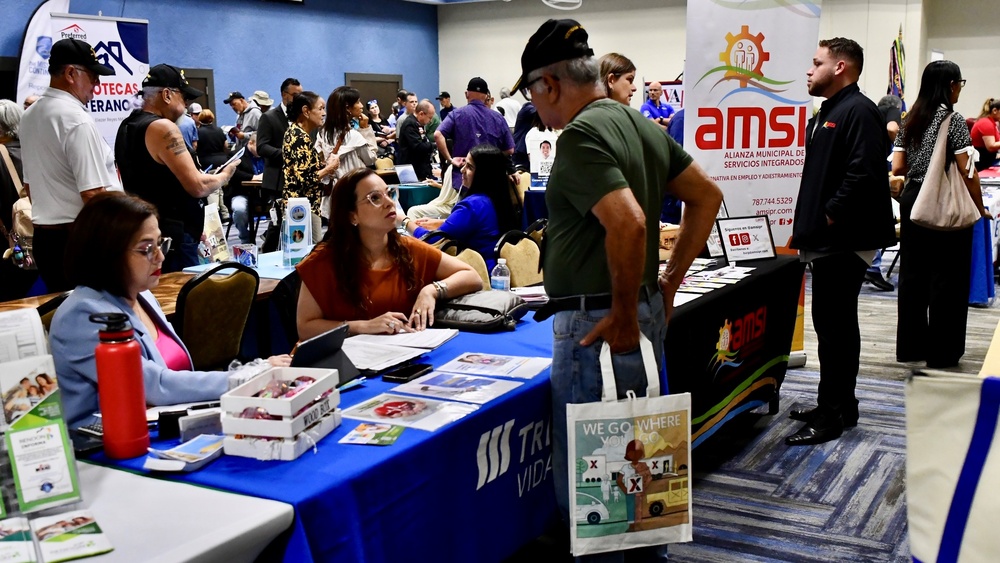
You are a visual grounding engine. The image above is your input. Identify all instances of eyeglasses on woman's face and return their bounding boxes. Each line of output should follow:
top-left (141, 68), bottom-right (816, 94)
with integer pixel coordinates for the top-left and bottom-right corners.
top-left (134, 237), bottom-right (172, 261)
top-left (358, 186), bottom-right (398, 207)
top-left (955, 79), bottom-right (967, 88)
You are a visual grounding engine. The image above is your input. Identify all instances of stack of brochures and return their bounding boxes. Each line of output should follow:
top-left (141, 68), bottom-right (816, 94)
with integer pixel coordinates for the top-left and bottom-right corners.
top-left (341, 328), bottom-right (458, 372)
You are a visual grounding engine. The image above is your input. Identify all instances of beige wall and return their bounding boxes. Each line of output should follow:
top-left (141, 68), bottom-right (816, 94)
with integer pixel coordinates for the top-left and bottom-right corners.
top-left (439, 0), bottom-right (981, 113)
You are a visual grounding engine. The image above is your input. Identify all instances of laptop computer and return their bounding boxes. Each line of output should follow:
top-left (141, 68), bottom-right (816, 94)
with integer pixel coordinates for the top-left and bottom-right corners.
top-left (394, 164), bottom-right (420, 184)
top-left (290, 324), bottom-right (361, 386)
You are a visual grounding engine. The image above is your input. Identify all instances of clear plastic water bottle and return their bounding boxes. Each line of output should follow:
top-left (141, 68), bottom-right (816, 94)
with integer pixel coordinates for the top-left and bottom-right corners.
top-left (490, 258), bottom-right (511, 291)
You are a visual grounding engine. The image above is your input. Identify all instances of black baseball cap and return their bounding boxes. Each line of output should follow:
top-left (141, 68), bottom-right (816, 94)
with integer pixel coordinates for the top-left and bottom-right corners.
top-left (467, 78), bottom-right (489, 95)
top-left (512, 19), bottom-right (594, 91)
top-left (223, 91), bottom-right (245, 104)
top-left (49, 38), bottom-right (114, 76)
top-left (143, 64), bottom-right (203, 101)
top-left (436, 91), bottom-right (451, 100)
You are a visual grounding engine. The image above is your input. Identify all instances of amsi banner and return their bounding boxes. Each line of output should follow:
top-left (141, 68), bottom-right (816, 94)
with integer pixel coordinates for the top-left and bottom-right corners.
top-left (684, 0), bottom-right (821, 248)
top-left (49, 13), bottom-right (148, 149)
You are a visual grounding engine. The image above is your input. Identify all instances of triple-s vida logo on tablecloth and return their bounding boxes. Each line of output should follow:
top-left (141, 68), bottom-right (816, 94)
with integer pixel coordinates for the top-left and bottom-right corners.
top-left (573, 415), bottom-right (689, 535)
top-left (711, 306), bottom-right (767, 379)
top-left (475, 418), bottom-right (551, 496)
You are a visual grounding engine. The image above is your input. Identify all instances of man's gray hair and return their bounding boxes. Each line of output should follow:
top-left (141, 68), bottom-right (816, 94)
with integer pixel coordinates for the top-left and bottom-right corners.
top-left (877, 95), bottom-right (903, 111)
top-left (525, 56), bottom-right (600, 94)
top-left (142, 86), bottom-right (167, 102)
top-left (0, 99), bottom-right (23, 139)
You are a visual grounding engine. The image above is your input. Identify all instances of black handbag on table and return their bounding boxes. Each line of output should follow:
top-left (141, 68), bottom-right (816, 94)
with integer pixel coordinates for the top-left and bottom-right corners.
top-left (433, 290), bottom-right (529, 333)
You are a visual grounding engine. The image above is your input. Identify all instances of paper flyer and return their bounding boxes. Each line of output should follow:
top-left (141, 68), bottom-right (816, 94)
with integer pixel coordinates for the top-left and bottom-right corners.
top-left (202, 203), bottom-right (230, 263)
top-left (341, 394), bottom-right (477, 432)
top-left (3, 356), bottom-right (81, 514)
top-left (436, 353), bottom-right (552, 379)
top-left (339, 423), bottom-right (405, 446)
top-left (0, 517), bottom-right (34, 563)
top-left (282, 197), bottom-right (312, 266)
top-left (393, 372), bottom-right (522, 405)
top-left (31, 510), bottom-right (113, 563)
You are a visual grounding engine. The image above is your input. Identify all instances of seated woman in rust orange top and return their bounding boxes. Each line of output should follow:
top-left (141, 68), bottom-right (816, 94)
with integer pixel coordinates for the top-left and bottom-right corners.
top-left (296, 168), bottom-right (482, 339)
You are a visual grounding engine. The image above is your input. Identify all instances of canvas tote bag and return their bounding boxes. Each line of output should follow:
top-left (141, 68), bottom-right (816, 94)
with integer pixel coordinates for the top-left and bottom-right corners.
top-left (910, 113), bottom-right (981, 231)
top-left (906, 372), bottom-right (1000, 563)
top-left (566, 335), bottom-right (692, 556)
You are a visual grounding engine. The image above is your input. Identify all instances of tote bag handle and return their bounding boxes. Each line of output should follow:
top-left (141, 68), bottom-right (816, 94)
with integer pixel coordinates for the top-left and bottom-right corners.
top-left (599, 333), bottom-right (660, 402)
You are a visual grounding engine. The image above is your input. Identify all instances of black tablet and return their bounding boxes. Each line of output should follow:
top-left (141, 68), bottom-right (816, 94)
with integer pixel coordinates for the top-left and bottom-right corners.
top-left (290, 325), bottom-right (361, 385)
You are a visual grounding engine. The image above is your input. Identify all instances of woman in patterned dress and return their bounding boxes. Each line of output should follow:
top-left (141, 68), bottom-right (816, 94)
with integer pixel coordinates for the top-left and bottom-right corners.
top-left (282, 91), bottom-right (339, 243)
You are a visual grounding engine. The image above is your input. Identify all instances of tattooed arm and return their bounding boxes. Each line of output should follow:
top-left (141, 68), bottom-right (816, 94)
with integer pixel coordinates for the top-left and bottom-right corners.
top-left (145, 118), bottom-right (239, 198)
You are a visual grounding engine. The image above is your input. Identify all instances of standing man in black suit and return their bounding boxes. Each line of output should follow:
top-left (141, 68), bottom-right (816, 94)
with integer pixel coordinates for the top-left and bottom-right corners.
top-left (256, 78), bottom-right (302, 251)
top-left (396, 99), bottom-right (437, 180)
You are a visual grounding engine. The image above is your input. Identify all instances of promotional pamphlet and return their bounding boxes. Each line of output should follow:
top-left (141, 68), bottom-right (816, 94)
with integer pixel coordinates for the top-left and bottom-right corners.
top-left (526, 128), bottom-right (559, 188)
top-left (30, 510), bottom-right (113, 563)
top-left (0, 517), bottom-right (33, 563)
top-left (0, 309), bottom-right (48, 363)
top-left (393, 372), bottom-right (522, 405)
top-left (282, 197), bottom-right (312, 267)
top-left (144, 434), bottom-right (225, 472)
top-left (436, 353), bottom-right (552, 379)
top-left (348, 328), bottom-right (458, 350)
top-left (341, 394), bottom-right (477, 431)
top-left (201, 203), bottom-right (230, 263)
top-left (340, 340), bottom-right (425, 372)
top-left (2, 355), bottom-right (80, 514)
top-left (338, 423), bottom-right (405, 446)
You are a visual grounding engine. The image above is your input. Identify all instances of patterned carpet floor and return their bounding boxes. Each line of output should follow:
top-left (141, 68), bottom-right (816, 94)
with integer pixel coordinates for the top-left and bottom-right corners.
top-left (670, 369), bottom-right (909, 562)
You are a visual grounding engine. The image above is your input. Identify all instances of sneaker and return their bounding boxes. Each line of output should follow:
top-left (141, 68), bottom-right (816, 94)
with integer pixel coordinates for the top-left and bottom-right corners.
top-left (864, 271), bottom-right (894, 291)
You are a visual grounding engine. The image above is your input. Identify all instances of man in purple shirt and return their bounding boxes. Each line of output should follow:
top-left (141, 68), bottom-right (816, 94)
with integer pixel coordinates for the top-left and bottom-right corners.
top-left (434, 77), bottom-right (515, 189)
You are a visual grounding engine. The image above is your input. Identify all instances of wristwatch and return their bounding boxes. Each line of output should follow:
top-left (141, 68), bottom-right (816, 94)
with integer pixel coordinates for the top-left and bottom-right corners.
top-left (401, 216), bottom-right (412, 230)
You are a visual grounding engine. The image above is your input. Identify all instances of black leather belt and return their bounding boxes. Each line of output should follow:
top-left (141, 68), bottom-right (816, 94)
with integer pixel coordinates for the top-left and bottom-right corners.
top-left (535, 283), bottom-right (659, 321)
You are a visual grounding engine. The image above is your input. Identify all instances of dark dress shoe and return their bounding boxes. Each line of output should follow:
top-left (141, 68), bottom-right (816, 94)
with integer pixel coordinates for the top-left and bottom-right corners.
top-left (864, 271), bottom-right (894, 291)
top-left (785, 416), bottom-right (844, 446)
top-left (789, 406), bottom-right (859, 427)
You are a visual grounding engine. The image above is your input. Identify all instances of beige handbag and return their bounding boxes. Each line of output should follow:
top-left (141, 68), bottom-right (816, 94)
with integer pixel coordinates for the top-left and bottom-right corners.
top-left (909, 113), bottom-right (981, 231)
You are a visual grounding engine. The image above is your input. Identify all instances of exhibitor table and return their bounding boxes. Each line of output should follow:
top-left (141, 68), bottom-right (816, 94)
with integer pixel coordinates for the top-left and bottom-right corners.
top-left (93, 318), bottom-right (559, 563)
top-left (665, 256), bottom-right (805, 448)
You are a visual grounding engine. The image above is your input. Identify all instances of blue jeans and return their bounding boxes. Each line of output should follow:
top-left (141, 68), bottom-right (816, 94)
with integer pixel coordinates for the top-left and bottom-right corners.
top-left (163, 233), bottom-right (199, 273)
top-left (230, 195), bottom-right (254, 244)
top-left (867, 248), bottom-right (884, 275)
top-left (551, 291), bottom-right (669, 563)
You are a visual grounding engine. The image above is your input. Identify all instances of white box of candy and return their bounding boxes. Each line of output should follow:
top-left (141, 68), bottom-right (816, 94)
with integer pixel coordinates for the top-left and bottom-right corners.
top-left (221, 367), bottom-right (339, 418)
top-left (220, 367), bottom-right (340, 439)
top-left (223, 410), bottom-right (342, 461)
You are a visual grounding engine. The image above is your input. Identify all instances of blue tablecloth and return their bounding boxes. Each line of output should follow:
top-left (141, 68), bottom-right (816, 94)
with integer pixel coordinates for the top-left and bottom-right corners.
top-left (93, 316), bottom-right (558, 563)
top-left (969, 216), bottom-right (995, 306)
top-left (184, 249), bottom-right (299, 281)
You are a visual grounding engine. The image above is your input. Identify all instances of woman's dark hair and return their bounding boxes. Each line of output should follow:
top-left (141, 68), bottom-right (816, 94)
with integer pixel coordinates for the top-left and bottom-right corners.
top-left (464, 143), bottom-right (521, 233)
top-left (321, 86), bottom-right (361, 146)
top-left (903, 60), bottom-right (962, 153)
top-left (598, 52), bottom-right (636, 97)
top-left (66, 192), bottom-right (158, 297)
top-left (324, 168), bottom-right (419, 313)
top-left (287, 91), bottom-right (321, 123)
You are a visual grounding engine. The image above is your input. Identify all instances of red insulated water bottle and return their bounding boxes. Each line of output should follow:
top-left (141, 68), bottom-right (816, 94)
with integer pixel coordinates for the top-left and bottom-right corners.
top-left (89, 313), bottom-right (149, 459)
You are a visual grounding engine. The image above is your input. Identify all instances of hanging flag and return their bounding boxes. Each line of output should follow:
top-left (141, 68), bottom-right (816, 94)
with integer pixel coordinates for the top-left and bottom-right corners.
top-left (16, 0), bottom-right (71, 106)
top-left (888, 25), bottom-right (906, 114)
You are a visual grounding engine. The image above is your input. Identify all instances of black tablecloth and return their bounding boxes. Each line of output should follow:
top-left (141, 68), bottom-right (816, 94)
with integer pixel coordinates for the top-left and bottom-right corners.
top-left (666, 255), bottom-right (805, 448)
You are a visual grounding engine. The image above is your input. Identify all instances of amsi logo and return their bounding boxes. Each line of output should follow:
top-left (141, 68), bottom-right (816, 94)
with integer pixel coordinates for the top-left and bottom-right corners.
top-left (710, 306), bottom-right (768, 376)
top-left (475, 418), bottom-right (552, 496)
top-left (58, 24), bottom-right (86, 41)
top-left (693, 25), bottom-right (809, 151)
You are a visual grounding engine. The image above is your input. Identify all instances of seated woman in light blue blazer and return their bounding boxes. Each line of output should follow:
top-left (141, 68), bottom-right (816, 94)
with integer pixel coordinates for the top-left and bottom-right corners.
top-left (50, 193), bottom-right (289, 429)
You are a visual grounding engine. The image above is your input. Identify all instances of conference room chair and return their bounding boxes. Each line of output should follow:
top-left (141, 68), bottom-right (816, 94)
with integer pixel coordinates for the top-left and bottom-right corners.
top-left (37, 291), bottom-right (72, 333)
top-left (270, 270), bottom-right (301, 350)
top-left (375, 157), bottom-right (394, 170)
top-left (419, 229), bottom-right (455, 252)
top-left (454, 248), bottom-right (491, 287)
top-left (524, 218), bottom-right (547, 247)
top-left (174, 262), bottom-right (259, 370)
top-left (512, 171), bottom-right (529, 210)
top-left (494, 230), bottom-right (543, 287)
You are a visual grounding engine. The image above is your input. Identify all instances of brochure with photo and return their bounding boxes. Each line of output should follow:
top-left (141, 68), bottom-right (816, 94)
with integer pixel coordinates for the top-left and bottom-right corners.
top-left (341, 393), bottom-right (477, 432)
top-left (30, 510), bottom-right (113, 563)
top-left (338, 423), bottom-right (405, 446)
top-left (393, 372), bottom-right (523, 405)
top-left (0, 517), bottom-right (33, 563)
top-left (436, 353), bottom-right (552, 379)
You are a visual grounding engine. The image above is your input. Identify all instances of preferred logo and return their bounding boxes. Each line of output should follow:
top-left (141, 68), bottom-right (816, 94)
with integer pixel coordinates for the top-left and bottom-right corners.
top-left (58, 24), bottom-right (87, 41)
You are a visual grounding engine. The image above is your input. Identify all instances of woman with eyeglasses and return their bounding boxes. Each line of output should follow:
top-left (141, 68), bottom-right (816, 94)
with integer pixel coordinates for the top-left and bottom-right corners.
top-left (398, 143), bottom-right (520, 271)
top-left (892, 61), bottom-right (990, 368)
top-left (296, 168), bottom-right (482, 340)
top-left (283, 91), bottom-right (340, 243)
top-left (50, 193), bottom-right (290, 429)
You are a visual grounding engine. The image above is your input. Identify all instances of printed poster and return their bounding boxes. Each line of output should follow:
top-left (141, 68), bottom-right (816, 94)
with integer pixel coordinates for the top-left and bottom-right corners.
top-left (684, 0), bottom-right (821, 248)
